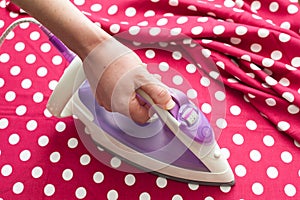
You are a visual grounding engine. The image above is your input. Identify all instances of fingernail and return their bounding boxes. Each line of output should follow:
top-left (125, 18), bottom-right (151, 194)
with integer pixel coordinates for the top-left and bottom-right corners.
top-left (166, 99), bottom-right (176, 110)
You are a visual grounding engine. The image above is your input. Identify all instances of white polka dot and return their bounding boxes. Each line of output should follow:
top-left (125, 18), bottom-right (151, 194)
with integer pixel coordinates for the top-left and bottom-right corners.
top-left (265, 76), bottom-right (277, 86)
top-left (125, 7), bottom-right (136, 17)
top-left (201, 103), bottom-right (212, 114)
top-left (44, 109), bottom-right (52, 118)
top-left (124, 174), bottom-right (135, 186)
top-left (37, 66), bottom-right (48, 77)
top-left (232, 133), bottom-right (244, 145)
top-left (0, 20), bottom-right (4, 28)
top-left (230, 37), bottom-right (241, 45)
top-left (269, 2), bottom-right (279, 12)
top-left (90, 3), bottom-right (102, 12)
top-left (157, 18), bottom-right (168, 26)
top-left (129, 26), bottom-right (140, 35)
top-left (139, 192), bottom-right (151, 200)
top-left (20, 149), bottom-right (31, 161)
top-left (55, 121), bottom-right (66, 132)
top-left (265, 98), bottom-right (276, 106)
top-left (0, 53), bottom-right (10, 63)
top-left (280, 21), bottom-right (291, 29)
top-left (68, 138), bottom-right (78, 149)
top-left (169, 0), bottom-right (179, 6)
top-left (250, 43), bottom-right (262, 53)
top-left (200, 77), bottom-right (210, 87)
top-left (210, 71), bottom-right (220, 80)
top-left (108, 5), bottom-right (118, 15)
top-left (251, 1), bottom-right (261, 12)
top-left (187, 89), bottom-right (197, 99)
top-left (266, 166), bottom-right (278, 179)
top-left (221, 148), bottom-right (230, 159)
top-left (32, 166), bottom-right (43, 178)
top-left (15, 42), bottom-right (25, 51)
top-left (145, 49), bottom-right (155, 59)
top-left (15, 105), bottom-right (27, 116)
top-left (170, 27), bottom-right (182, 36)
top-left (52, 55), bottom-right (63, 65)
top-left (0, 118), bottom-right (9, 129)
top-left (33, 92), bottom-right (44, 103)
top-left (25, 54), bottom-right (36, 64)
top-left (279, 77), bottom-right (290, 86)
top-left (215, 91), bottom-right (226, 101)
top-left (187, 5), bottom-right (197, 11)
top-left (220, 185), bottom-right (231, 193)
top-left (21, 79), bottom-right (32, 89)
top-left (287, 4), bottom-right (298, 14)
top-left (172, 194), bottom-right (183, 200)
top-left (1, 164), bottom-right (13, 176)
top-left (246, 120), bottom-right (257, 131)
top-left (263, 135), bottom-right (275, 146)
top-left (93, 171), bottom-right (104, 183)
top-left (109, 24), bottom-right (120, 34)
top-left (50, 152), bottom-right (61, 163)
top-left (80, 154), bottom-right (91, 165)
top-left (291, 57), bottom-right (300, 67)
top-left (186, 64), bottom-right (196, 73)
top-left (149, 27), bottom-right (161, 36)
top-left (172, 51), bottom-right (182, 60)
top-left (281, 151), bottom-right (293, 163)
top-left (250, 150), bottom-right (261, 162)
top-left (5, 91), bottom-right (16, 102)
top-left (277, 121), bottom-right (290, 131)
top-left (213, 25), bottom-right (225, 35)
top-left (9, 133), bottom-right (20, 145)
top-left (241, 54), bottom-right (251, 62)
top-left (159, 62), bottom-right (169, 71)
top-left (252, 182), bottom-right (264, 195)
top-left (202, 49), bottom-right (211, 58)
top-left (279, 33), bottom-right (291, 43)
top-left (48, 80), bottom-right (58, 91)
top-left (26, 120), bottom-right (37, 131)
top-left (262, 58), bottom-right (274, 67)
top-left (13, 182), bottom-right (24, 194)
top-left (0, 78), bottom-right (4, 87)
top-left (110, 157), bottom-right (121, 168)
top-left (284, 184), bottom-right (297, 197)
top-left (283, 92), bottom-right (295, 103)
top-left (74, 0), bottom-right (85, 6)
top-left (172, 75), bottom-right (183, 85)
top-left (144, 10), bottom-right (155, 17)
top-left (177, 16), bottom-right (188, 24)
top-left (230, 105), bottom-right (241, 116)
top-left (156, 177), bottom-right (167, 188)
top-left (44, 184), bottom-right (55, 197)
top-left (40, 42), bottom-right (51, 53)
top-left (107, 189), bottom-right (118, 200)
top-left (288, 104), bottom-right (299, 114)
top-left (75, 187), bottom-right (87, 199)
top-left (191, 26), bottom-right (203, 35)
top-left (235, 26), bottom-right (248, 35)
top-left (62, 169), bottom-right (73, 181)
top-left (258, 28), bottom-right (269, 38)
top-left (216, 118), bottom-right (227, 129)
top-left (38, 135), bottom-right (49, 147)
top-left (188, 183), bottom-right (199, 190)
top-left (271, 50), bottom-right (282, 60)
top-left (204, 197), bottom-right (214, 200)
top-left (235, 164), bottom-right (247, 177)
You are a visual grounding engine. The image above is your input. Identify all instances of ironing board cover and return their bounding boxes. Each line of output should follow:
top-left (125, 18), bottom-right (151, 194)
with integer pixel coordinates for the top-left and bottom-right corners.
top-left (1, 0), bottom-right (300, 199)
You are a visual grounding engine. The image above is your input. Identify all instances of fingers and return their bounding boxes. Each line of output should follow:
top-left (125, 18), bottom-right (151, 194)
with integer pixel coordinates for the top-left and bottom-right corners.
top-left (140, 84), bottom-right (176, 110)
top-left (129, 93), bottom-right (151, 124)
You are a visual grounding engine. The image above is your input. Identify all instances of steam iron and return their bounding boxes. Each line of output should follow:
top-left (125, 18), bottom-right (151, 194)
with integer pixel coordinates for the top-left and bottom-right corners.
top-left (47, 55), bottom-right (235, 186)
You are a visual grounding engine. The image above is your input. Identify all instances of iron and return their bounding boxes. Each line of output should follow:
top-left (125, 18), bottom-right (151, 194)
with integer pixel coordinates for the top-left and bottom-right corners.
top-left (47, 57), bottom-right (235, 186)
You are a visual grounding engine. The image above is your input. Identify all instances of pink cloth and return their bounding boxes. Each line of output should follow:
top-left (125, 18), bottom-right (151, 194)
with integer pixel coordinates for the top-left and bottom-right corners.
top-left (1, 0), bottom-right (300, 199)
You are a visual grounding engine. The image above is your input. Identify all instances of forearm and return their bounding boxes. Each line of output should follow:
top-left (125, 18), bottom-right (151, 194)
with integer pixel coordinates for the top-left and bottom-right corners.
top-left (11, 0), bottom-right (111, 59)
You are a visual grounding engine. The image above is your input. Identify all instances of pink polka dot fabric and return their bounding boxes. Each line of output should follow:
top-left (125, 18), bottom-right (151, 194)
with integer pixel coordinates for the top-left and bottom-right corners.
top-left (1, 0), bottom-right (300, 199)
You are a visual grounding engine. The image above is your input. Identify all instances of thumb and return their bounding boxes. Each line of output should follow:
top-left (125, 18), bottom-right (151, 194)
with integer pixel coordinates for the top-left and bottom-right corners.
top-left (140, 84), bottom-right (176, 110)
